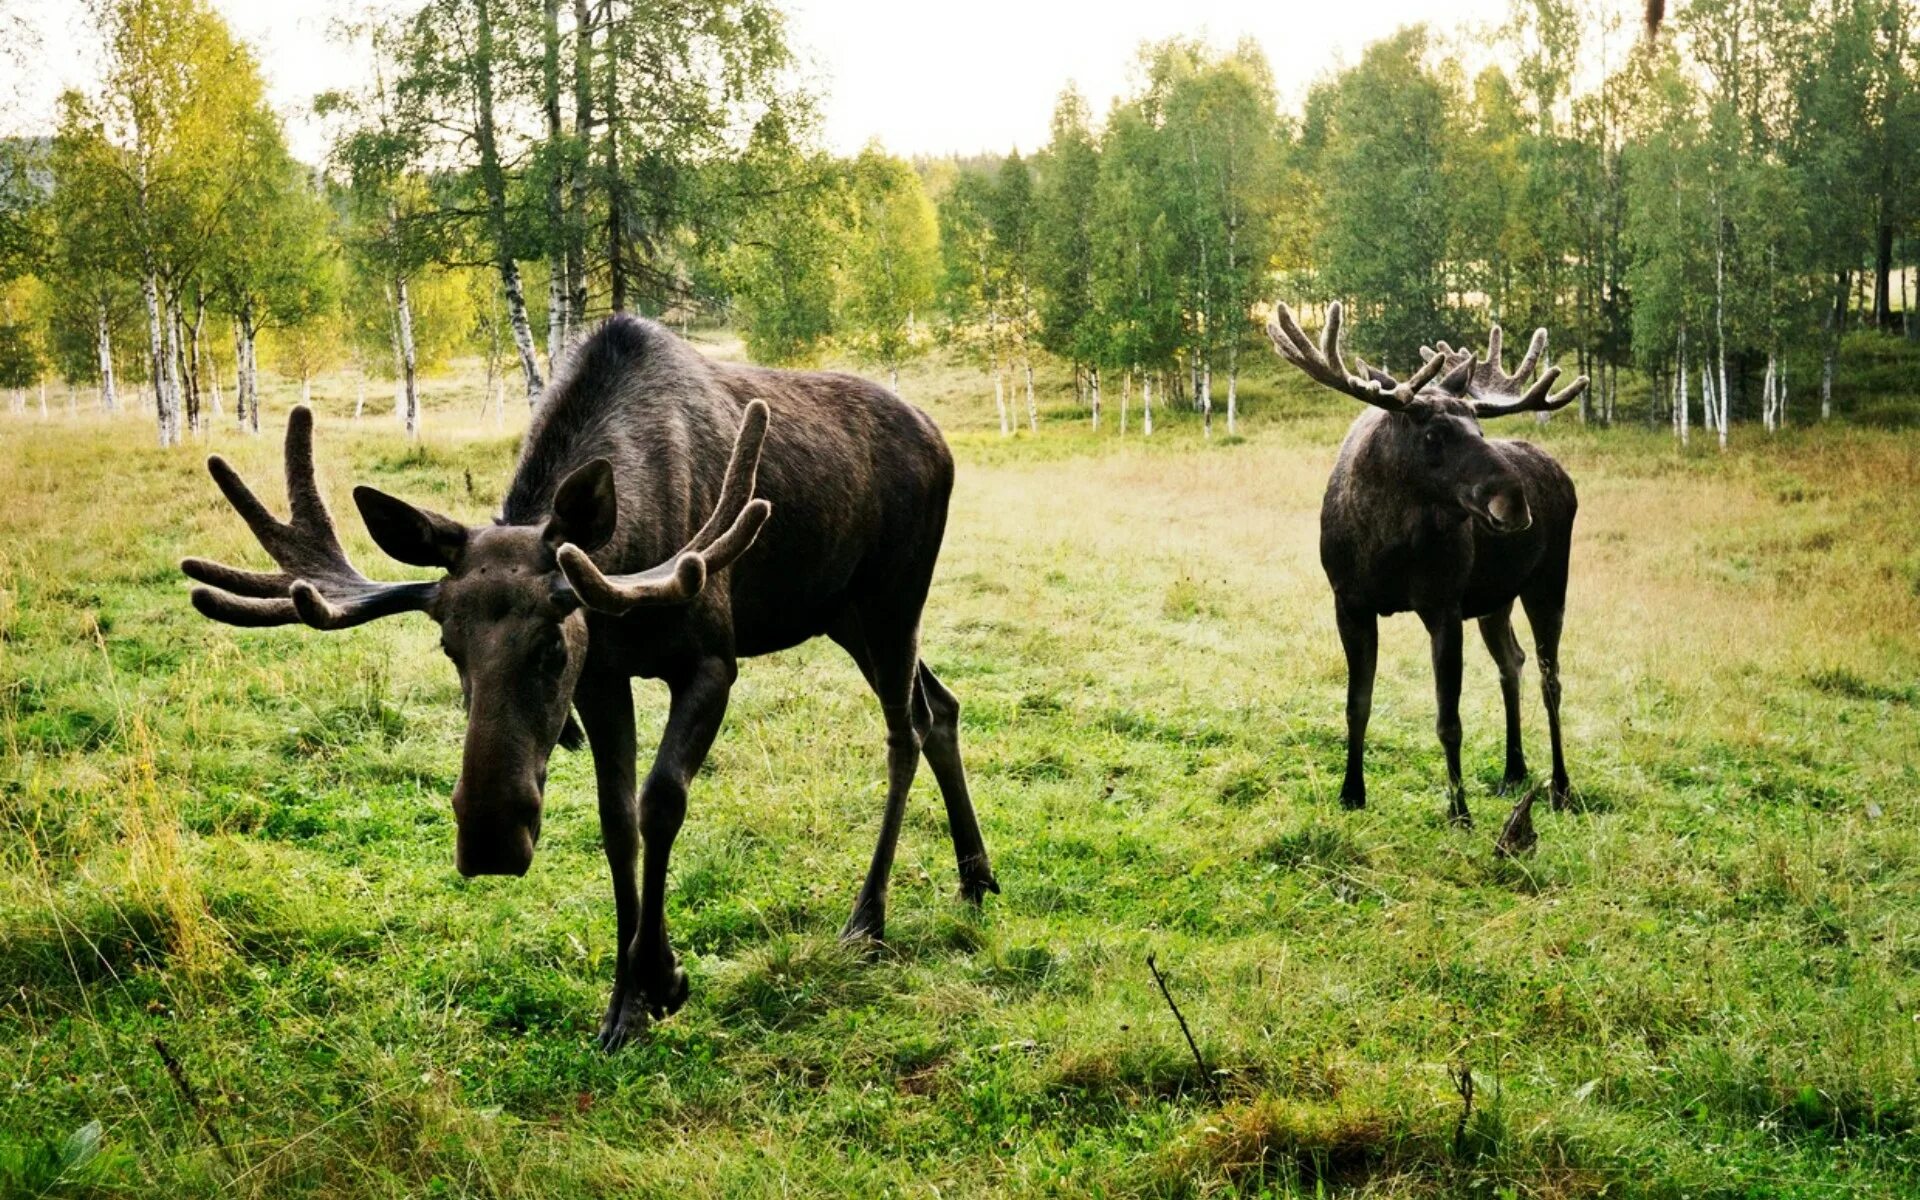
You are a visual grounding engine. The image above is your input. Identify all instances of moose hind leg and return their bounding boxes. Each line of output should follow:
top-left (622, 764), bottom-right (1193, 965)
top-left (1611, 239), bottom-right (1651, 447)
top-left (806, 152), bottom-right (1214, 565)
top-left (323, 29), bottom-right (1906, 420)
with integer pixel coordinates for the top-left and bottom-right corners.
top-left (917, 662), bottom-right (998, 903)
top-left (833, 614), bottom-right (924, 946)
top-left (1520, 586), bottom-right (1571, 809)
top-left (1476, 602), bottom-right (1529, 793)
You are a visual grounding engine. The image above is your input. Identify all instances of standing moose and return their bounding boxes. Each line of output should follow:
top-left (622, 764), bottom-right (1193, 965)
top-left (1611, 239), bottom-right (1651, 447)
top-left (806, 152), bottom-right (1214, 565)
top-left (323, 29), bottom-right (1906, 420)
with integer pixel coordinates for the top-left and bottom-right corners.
top-left (182, 315), bottom-right (999, 1048)
top-left (1266, 302), bottom-right (1587, 854)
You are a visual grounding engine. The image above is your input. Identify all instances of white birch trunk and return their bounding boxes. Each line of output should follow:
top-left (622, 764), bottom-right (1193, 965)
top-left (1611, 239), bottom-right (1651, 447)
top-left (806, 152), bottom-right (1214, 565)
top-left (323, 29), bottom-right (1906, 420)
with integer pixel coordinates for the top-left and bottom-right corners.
top-left (1090, 367), bottom-right (1101, 432)
top-left (355, 373), bottom-right (366, 419)
top-left (1121, 369), bottom-right (1130, 436)
top-left (1143, 373), bottom-right (1154, 437)
top-left (993, 363), bottom-right (1008, 436)
top-left (1226, 342), bottom-right (1237, 436)
top-left (1200, 360), bottom-right (1212, 438)
top-left (502, 261), bottom-right (543, 403)
top-left (547, 269), bottom-right (566, 370)
top-left (396, 275), bottom-right (419, 439)
top-left (39, 380), bottom-right (47, 418)
top-left (1676, 331), bottom-right (1690, 445)
top-left (163, 295), bottom-right (185, 441)
top-left (143, 274), bottom-right (173, 446)
top-left (301, 375), bottom-right (311, 408)
top-left (96, 307), bottom-right (117, 413)
top-left (234, 324), bottom-right (248, 430)
top-left (1025, 359), bottom-right (1037, 433)
top-left (243, 321), bottom-right (261, 434)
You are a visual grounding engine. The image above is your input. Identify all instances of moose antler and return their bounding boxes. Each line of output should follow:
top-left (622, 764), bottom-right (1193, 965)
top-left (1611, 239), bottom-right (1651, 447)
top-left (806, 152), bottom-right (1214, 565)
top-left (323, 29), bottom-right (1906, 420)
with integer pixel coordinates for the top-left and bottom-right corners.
top-left (556, 400), bottom-right (773, 613)
top-left (1267, 301), bottom-right (1448, 412)
top-left (1422, 324), bottom-right (1590, 418)
top-left (181, 406), bottom-right (437, 630)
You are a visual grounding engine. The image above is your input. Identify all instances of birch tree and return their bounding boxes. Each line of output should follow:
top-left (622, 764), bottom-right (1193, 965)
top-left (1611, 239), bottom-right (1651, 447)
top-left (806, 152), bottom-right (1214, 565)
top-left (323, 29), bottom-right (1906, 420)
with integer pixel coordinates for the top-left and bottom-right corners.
top-left (838, 147), bottom-right (939, 392)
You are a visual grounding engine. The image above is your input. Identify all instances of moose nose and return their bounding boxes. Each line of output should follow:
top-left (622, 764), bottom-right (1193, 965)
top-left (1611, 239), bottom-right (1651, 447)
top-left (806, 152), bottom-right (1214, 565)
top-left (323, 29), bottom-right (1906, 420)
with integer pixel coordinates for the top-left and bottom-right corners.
top-left (1485, 488), bottom-right (1532, 533)
top-left (450, 779), bottom-right (541, 877)
top-left (455, 823), bottom-right (537, 877)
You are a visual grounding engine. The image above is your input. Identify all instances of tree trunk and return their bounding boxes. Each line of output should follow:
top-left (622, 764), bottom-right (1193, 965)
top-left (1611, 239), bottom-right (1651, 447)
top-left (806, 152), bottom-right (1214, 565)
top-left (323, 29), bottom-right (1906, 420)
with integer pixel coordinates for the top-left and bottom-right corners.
top-left (1226, 341), bottom-right (1237, 436)
top-left (239, 308), bottom-right (261, 435)
top-left (143, 273), bottom-right (173, 446)
top-left (1874, 218), bottom-right (1894, 328)
top-left (1762, 351), bottom-right (1777, 433)
top-left (1024, 358), bottom-right (1036, 433)
top-left (396, 274), bottom-right (419, 439)
top-left (1713, 214), bottom-right (1728, 450)
top-left (474, 0), bottom-right (544, 400)
top-left (889, 365), bottom-right (898, 393)
top-left (542, 0), bottom-right (568, 365)
top-left (1675, 328), bottom-right (1689, 446)
top-left (1090, 366), bottom-right (1101, 432)
top-left (1200, 359), bottom-right (1212, 438)
top-left (569, 0), bottom-right (593, 328)
top-left (96, 304), bottom-right (117, 413)
top-left (992, 362), bottom-right (1008, 436)
top-left (1143, 372), bottom-right (1153, 437)
top-left (603, 1), bottom-right (626, 313)
top-left (1121, 369), bottom-right (1130, 435)
top-left (355, 371), bottom-right (366, 419)
top-left (164, 290), bottom-right (187, 441)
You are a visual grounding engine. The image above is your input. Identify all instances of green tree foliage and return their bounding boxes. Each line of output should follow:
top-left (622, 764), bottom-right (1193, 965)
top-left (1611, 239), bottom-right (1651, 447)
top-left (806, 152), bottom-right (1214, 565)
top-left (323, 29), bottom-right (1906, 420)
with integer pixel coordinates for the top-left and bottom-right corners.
top-left (1307, 27), bottom-right (1456, 364)
top-left (1033, 89), bottom-right (1101, 378)
top-left (837, 147), bottom-right (939, 388)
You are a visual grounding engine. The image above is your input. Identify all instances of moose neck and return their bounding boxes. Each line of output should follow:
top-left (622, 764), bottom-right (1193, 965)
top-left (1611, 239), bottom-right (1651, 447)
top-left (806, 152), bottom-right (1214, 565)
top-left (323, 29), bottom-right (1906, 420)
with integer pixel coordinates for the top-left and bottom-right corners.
top-left (500, 317), bottom-right (731, 573)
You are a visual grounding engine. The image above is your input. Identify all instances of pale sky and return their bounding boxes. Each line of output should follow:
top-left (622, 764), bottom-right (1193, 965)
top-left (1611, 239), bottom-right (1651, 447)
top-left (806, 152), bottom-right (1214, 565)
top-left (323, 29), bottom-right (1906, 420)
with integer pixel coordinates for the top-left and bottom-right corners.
top-left (4, 0), bottom-right (1637, 161)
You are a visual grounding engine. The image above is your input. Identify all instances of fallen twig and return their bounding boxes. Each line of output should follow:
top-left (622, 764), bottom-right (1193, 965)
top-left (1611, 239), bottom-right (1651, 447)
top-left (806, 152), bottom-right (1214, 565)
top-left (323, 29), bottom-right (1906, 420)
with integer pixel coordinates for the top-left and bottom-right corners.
top-left (1146, 951), bottom-right (1218, 1101)
top-left (153, 1037), bottom-right (238, 1170)
top-left (1450, 1059), bottom-right (1475, 1156)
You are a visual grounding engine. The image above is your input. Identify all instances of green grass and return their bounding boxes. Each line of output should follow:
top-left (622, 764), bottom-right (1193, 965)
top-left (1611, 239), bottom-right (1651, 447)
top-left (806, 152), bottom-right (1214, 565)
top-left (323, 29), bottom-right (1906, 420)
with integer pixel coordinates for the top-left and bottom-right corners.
top-left (4, 335), bottom-right (1920, 1196)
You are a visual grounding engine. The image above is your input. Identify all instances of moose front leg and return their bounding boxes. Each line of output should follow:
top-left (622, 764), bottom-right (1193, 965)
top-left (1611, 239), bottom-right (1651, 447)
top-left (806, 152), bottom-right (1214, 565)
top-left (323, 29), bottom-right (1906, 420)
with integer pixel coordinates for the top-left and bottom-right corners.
top-left (1420, 607), bottom-right (1469, 827)
top-left (576, 673), bottom-right (640, 1050)
top-left (585, 659), bottom-right (733, 1051)
top-left (1332, 599), bottom-right (1378, 810)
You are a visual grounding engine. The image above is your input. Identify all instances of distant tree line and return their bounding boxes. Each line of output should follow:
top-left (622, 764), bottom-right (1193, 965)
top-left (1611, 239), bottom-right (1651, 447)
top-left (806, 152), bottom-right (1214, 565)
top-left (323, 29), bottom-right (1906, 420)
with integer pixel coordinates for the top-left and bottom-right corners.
top-left (0, 0), bottom-right (1915, 446)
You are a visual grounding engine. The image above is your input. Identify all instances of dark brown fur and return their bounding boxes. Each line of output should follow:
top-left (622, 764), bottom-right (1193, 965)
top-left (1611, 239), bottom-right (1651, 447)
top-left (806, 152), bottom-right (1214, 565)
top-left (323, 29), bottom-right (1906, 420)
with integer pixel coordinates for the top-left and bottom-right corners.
top-left (1322, 398), bottom-right (1576, 848)
top-left (183, 315), bottom-right (998, 1049)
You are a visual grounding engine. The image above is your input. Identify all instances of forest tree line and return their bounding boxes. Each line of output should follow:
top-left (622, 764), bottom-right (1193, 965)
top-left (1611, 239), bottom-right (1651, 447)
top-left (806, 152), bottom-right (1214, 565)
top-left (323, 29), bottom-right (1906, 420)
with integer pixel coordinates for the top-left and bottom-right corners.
top-left (0, 0), bottom-right (1915, 446)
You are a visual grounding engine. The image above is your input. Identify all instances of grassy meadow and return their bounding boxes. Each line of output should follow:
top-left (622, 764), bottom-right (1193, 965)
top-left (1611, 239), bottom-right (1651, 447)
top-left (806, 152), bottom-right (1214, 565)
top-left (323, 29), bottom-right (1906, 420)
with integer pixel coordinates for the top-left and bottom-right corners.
top-left (4, 335), bottom-right (1920, 1197)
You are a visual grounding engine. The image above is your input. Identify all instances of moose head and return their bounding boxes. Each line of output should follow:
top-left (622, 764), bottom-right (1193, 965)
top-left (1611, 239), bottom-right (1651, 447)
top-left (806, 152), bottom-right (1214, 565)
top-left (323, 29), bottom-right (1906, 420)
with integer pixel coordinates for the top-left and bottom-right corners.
top-left (1267, 301), bottom-right (1588, 534)
top-left (181, 402), bottom-right (771, 877)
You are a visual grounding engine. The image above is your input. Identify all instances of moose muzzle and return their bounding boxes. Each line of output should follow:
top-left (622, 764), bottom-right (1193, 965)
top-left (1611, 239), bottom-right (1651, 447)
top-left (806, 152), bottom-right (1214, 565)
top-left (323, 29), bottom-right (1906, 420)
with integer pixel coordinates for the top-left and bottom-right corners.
top-left (1473, 482), bottom-right (1533, 534)
top-left (451, 775), bottom-right (543, 877)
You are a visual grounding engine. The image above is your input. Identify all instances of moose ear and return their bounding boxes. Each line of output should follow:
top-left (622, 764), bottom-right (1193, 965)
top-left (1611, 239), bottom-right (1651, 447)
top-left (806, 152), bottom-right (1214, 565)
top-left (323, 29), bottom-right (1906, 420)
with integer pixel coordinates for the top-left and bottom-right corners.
top-left (353, 487), bottom-right (467, 569)
top-left (547, 459), bottom-right (617, 552)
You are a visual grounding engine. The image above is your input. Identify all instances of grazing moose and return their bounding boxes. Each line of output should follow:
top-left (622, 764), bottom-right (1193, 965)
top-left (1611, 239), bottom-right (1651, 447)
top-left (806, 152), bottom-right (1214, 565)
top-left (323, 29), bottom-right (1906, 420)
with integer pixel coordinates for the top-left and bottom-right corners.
top-left (182, 315), bottom-right (998, 1048)
top-left (1266, 302), bottom-right (1587, 854)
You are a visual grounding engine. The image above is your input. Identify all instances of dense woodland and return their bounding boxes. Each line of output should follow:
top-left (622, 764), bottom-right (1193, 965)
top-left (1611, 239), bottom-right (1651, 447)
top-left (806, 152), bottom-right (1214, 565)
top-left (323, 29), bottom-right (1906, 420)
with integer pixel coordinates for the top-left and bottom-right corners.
top-left (0, 0), bottom-right (1916, 446)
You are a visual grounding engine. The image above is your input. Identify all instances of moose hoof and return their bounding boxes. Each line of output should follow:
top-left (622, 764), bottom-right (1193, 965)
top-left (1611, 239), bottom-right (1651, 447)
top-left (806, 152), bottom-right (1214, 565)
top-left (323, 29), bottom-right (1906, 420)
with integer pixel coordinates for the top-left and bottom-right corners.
top-left (596, 992), bottom-right (648, 1053)
top-left (1447, 803), bottom-right (1473, 830)
top-left (642, 965), bottom-right (690, 1020)
top-left (1498, 771), bottom-right (1530, 797)
top-left (1338, 790), bottom-right (1366, 811)
top-left (840, 904), bottom-right (886, 949)
top-left (958, 872), bottom-right (1001, 906)
top-left (1550, 781), bottom-right (1572, 812)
